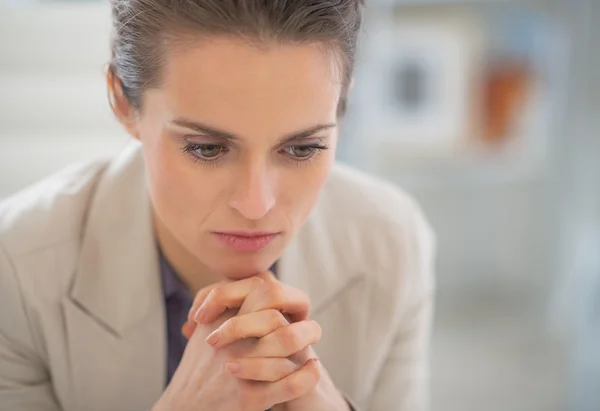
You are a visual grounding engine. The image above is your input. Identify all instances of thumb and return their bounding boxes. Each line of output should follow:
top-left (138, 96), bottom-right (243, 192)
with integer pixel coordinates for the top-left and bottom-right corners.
top-left (181, 320), bottom-right (196, 340)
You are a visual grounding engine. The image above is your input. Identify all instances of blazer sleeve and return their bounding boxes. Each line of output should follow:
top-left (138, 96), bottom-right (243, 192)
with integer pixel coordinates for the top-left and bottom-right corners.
top-left (369, 210), bottom-right (436, 411)
top-left (0, 241), bottom-right (62, 411)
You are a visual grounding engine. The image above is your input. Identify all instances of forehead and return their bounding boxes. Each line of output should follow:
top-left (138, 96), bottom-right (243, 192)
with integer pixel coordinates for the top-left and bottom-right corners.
top-left (155, 37), bottom-right (342, 136)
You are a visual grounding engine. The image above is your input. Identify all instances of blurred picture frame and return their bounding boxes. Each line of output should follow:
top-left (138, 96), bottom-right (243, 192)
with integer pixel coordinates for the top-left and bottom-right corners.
top-left (348, 5), bottom-right (565, 181)
top-left (353, 8), bottom-right (483, 164)
top-left (386, 12), bottom-right (481, 149)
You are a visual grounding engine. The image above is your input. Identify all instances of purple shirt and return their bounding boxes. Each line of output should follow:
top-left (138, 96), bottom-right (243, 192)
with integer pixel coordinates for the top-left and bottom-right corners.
top-left (159, 254), bottom-right (194, 384)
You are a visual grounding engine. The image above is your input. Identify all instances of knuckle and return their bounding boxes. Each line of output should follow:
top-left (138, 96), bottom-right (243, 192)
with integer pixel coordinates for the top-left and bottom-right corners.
top-left (281, 358), bottom-right (297, 375)
top-left (309, 361), bottom-right (322, 386)
top-left (270, 359), bottom-right (290, 381)
top-left (259, 270), bottom-right (277, 283)
top-left (298, 289), bottom-right (310, 304)
top-left (277, 327), bottom-right (300, 352)
top-left (222, 317), bottom-right (238, 338)
top-left (268, 309), bottom-right (288, 329)
top-left (265, 282), bottom-right (286, 304)
top-left (282, 378), bottom-right (303, 399)
top-left (249, 276), bottom-right (264, 288)
top-left (261, 360), bottom-right (282, 383)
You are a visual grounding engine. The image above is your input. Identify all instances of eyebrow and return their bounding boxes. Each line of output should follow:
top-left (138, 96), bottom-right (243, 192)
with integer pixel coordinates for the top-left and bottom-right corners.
top-left (171, 118), bottom-right (337, 143)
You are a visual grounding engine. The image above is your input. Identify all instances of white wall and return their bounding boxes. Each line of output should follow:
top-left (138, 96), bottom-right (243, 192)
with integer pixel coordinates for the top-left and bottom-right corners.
top-left (0, 4), bottom-right (129, 198)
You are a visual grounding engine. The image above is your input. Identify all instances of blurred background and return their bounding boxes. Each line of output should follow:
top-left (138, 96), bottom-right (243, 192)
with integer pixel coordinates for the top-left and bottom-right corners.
top-left (0, 0), bottom-right (598, 410)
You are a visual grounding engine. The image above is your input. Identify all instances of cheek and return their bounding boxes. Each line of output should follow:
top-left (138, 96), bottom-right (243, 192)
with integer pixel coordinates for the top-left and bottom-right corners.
top-left (144, 141), bottom-right (186, 221)
top-left (142, 136), bottom-right (218, 232)
top-left (137, 101), bottom-right (204, 224)
top-left (280, 150), bottom-right (336, 222)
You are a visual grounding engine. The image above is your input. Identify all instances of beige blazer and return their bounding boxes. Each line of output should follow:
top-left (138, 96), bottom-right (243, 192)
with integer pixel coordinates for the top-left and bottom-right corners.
top-left (0, 142), bottom-right (435, 411)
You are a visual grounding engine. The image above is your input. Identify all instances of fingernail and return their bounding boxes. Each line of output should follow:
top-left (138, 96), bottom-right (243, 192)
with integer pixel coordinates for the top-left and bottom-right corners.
top-left (226, 361), bottom-right (241, 373)
top-left (205, 329), bottom-right (220, 346)
top-left (187, 306), bottom-right (196, 322)
top-left (194, 306), bottom-right (207, 323)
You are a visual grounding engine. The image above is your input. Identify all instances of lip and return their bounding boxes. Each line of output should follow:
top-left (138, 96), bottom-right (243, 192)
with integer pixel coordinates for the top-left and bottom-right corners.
top-left (212, 231), bottom-right (279, 253)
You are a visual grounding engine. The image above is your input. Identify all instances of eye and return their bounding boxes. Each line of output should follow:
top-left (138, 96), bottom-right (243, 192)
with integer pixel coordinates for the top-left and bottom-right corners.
top-left (284, 145), bottom-right (316, 158)
top-left (184, 143), bottom-right (228, 160)
top-left (283, 144), bottom-right (328, 160)
top-left (196, 144), bottom-right (223, 158)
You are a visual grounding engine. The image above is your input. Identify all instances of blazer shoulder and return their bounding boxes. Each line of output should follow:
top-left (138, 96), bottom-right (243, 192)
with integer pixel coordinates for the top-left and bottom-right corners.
top-left (320, 163), bottom-right (435, 294)
top-left (324, 163), bottom-right (433, 237)
top-left (0, 159), bottom-right (110, 258)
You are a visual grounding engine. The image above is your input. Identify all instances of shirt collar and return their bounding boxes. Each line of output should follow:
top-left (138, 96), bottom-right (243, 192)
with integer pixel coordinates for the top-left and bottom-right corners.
top-left (159, 252), bottom-right (192, 301)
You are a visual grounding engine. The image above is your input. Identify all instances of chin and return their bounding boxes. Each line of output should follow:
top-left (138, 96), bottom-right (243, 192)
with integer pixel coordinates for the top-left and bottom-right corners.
top-left (210, 253), bottom-right (278, 280)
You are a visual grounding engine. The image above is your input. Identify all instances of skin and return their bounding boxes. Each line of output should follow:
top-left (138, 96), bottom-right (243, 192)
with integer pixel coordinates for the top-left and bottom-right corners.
top-left (108, 36), bottom-right (349, 410)
top-left (184, 273), bottom-right (350, 411)
top-left (111, 37), bottom-right (340, 293)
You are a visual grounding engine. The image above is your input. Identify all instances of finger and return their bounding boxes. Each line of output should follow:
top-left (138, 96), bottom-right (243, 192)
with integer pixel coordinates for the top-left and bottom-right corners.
top-left (288, 346), bottom-right (315, 365)
top-left (192, 276), bottom-right (265, 324)
top-left (246, 320), bottom-right (322, 358)
top-left (255, 270), bottom-right (278, 283)
top-left (246, 272), bottom-right (303, 323)
top-left (181, 320), bottom-right (196, 340)
top-left (238, 280), bottom-right (310, 323)
top-left (205, 309), bottom-right (289, 348)
top-left (187, 285), bottom-right (217, 323)
top-left (265, 358), bottom-right (321, 405)
top-left (225, 357), bottom-right (305, 382)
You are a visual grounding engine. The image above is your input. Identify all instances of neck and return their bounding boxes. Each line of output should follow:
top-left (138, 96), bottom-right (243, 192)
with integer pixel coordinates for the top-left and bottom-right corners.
top-left (153, 212), bottom-right (221, 295)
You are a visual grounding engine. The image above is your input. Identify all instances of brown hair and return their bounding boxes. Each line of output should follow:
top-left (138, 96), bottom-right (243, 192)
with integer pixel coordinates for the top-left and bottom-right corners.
top-left (109, 0), bottom-right (365, 117)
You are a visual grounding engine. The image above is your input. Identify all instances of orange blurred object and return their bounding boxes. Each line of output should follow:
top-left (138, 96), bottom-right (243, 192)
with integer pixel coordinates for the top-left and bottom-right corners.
top-left (482, 60), bottom-right (531, 145)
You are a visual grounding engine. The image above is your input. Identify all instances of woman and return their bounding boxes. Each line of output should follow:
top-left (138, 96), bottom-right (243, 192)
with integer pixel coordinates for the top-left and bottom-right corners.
top-left (0, 1), bottom-right (435, 410)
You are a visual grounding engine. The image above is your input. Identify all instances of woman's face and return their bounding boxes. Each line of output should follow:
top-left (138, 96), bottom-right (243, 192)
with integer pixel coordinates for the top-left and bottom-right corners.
top-left (129, 38), bottom-right (341, 279)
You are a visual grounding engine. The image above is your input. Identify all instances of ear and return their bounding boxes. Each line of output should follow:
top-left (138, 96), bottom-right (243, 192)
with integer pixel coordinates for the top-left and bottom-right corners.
top-left (105, 64), bottom-right (140, 139)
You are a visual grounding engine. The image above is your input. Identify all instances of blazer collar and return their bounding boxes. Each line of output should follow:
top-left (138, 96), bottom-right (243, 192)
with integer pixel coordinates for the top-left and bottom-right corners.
top-left (71, 142), bottom-right (162, 336)
top-left (279, 180), bottom-right (365, 316)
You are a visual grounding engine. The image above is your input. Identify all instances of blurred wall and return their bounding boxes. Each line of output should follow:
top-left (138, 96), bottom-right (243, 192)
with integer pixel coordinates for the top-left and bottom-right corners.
top-left (0, 5), bottom-right (128, 197)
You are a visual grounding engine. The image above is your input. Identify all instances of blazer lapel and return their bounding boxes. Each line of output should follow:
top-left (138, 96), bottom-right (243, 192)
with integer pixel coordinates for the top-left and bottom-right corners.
top-left (278, 195), bottom-right (366, 317)
top-left (63, 142), bottom-right (166, 411)
top-left (278, 183), bottom-right (370, 395)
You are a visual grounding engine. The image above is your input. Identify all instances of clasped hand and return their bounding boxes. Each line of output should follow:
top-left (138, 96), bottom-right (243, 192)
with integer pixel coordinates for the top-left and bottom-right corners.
top-left (153, 272), bottom-right (349, 411)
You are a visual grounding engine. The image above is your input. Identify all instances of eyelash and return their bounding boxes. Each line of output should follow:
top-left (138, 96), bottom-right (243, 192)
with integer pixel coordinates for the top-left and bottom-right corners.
top-left (181, 141), bottom-right (330, 167)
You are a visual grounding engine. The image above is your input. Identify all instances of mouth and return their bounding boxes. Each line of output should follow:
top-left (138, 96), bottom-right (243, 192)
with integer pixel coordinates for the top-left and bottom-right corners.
top-left (211, 230), bottom-right (280, 253)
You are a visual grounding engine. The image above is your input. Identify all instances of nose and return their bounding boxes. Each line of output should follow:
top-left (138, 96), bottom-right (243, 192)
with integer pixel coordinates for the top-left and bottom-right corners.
top-left (228, 162), bottom-right (276, 221)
